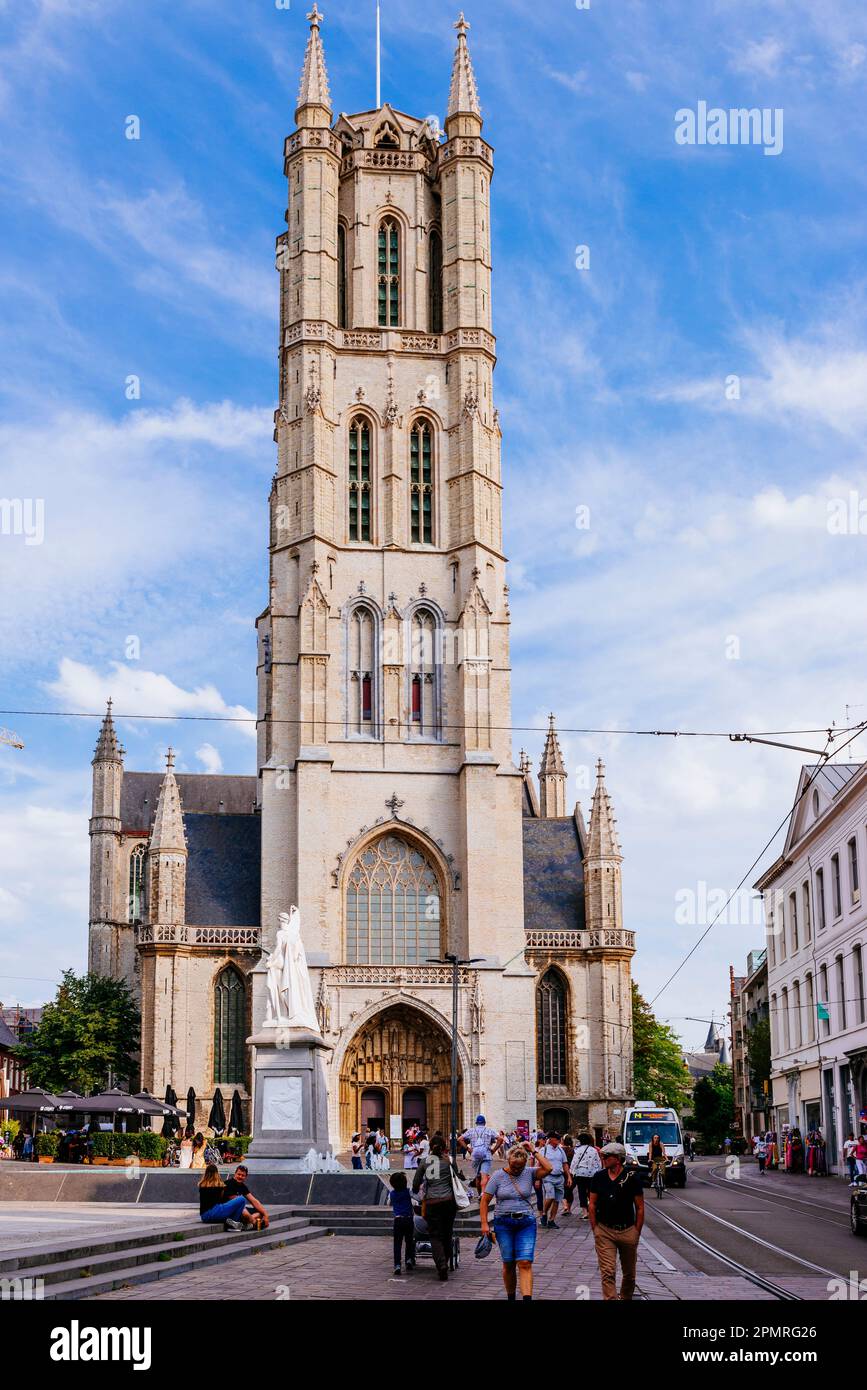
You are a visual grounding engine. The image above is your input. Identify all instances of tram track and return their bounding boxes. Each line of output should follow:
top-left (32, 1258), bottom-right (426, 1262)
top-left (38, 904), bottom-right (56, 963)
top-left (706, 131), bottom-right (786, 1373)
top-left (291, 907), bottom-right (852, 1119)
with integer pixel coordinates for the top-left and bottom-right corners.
top-left (645, 1202), bottom-right (805, 1300)
top-left (699, 1163), bottom-right (851, 1231)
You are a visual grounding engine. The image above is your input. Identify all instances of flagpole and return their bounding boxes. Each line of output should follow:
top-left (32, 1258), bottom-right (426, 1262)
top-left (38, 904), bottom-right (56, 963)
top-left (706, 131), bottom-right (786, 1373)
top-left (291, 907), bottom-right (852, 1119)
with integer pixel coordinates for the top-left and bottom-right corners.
top-left (376, 0), bottom-right (381, 108)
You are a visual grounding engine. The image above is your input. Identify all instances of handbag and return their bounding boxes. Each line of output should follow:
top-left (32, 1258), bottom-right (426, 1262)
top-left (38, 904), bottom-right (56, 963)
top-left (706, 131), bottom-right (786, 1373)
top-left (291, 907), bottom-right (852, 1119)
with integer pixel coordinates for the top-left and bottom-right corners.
top-left (449, 1159), bottom-right (471, 1209)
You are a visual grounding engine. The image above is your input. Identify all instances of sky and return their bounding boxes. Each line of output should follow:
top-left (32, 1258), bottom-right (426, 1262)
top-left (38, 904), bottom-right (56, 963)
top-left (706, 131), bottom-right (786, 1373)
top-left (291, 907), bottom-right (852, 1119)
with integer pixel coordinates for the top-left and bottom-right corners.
top-left (1, 0), bottom-right (866, 1049)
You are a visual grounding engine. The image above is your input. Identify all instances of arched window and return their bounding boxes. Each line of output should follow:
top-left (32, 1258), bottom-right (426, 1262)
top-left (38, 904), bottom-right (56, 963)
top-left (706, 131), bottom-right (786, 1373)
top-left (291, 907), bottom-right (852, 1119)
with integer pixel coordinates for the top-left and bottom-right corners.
top-left (346, 834), bottom-right (442, 964)
top-left (409, 606), bottom-right (440, 737)
top-left (213, 966), bottom-right (246, 1085)
top-left (348, 416), bottom-right (371, 541)
top-left (128, 843), bottom-right (146, 922)
top-left (537, 970), bottom-right (567, 1086)
top-left (378, 217), bottom-right (400, 327)
top-left (348, 603), bottom-right (377, 737)
top-left (410, 419), bottom-right (433, 544)
top-left (429, 228), bottom-right (443, 333)
top-left (337, 223), bottom-right (347, 328)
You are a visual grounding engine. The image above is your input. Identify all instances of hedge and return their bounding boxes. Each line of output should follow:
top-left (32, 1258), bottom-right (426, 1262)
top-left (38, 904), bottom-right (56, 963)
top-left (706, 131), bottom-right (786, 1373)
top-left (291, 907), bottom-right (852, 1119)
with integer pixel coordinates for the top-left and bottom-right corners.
top-left (90, 1132), bottom-right (168, 1161)
top-left (34, 1132), bottom-right (60, 1157)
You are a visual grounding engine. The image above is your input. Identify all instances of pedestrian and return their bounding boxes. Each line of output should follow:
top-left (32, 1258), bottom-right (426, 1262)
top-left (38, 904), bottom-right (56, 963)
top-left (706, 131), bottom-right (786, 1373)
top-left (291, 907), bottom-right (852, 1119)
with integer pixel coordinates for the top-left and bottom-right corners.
top-left (389, 1171), bottom-right (416, 1276)
top-left (480, 1141), bottom-right (552, 1301)
top-left (683, 1132), bottom-right (693, 1160)
top-left (190, 1132), bottom-right (207, 1169)
top-left (588, 1141), bottom-right (645, 1302)
top-left (350, 1133), bottom-right (364, 1170)
top-left (539, 1131), bottom-right (568, 1228)
top-left (569, 1132), bottom-right (602, 1218)
top-left (412, 1135), bottom-right (462, 1281)
top-left (403, 1136), bottom-right (420, 1169)
top-left (856, 1131), bottom-right (867, 1177)
top-left (561, 1133), bottom-right (575, 1213)
top-left (178, 1126), bottom-right (194, 1169)
top-left (844, 1131), bottom-right (858, 1182)
top-left (461, 1114), bottom-right (500, 1191)
top-left (223, 1164), bottom-right (269, 1229)
top-left (365, 1127), bottom-right (378, 1169)
top-left (753, 1133), bottom-right (767, 1174)
top-left (198, 1163), bottom-right (250, 1231)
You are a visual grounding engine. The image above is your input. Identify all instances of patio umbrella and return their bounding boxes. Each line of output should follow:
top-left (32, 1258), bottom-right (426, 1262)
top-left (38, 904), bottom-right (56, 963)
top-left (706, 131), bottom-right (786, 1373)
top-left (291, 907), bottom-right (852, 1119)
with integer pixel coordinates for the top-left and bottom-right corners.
top-left (132, 1089), bottom-right (178, 1117)
top-left (229, 1090), bottom-right (244, 1135)
top-left (208, 1089), bottom-right (226, 1135)
top-left (82, 1087), bottom-right (143, 1115)
top-left (0, 1088), bottom-right (66, 1133)
top-left (162, 1085), bottom-right (181, 1138)
top-left (186, 1087), bottom-right (197, 1133)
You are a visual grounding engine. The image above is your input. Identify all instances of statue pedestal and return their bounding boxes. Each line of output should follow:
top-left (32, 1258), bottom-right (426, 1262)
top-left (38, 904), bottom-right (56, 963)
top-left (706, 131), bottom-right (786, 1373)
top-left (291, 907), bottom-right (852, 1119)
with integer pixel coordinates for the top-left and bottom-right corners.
top-left (245, 1027), bottom-right (333, 1170)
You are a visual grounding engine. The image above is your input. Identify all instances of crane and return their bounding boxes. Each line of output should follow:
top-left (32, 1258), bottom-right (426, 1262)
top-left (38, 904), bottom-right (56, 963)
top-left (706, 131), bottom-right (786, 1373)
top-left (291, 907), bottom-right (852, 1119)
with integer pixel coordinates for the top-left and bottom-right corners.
top-left (0, 727), bottom-right (24, 750)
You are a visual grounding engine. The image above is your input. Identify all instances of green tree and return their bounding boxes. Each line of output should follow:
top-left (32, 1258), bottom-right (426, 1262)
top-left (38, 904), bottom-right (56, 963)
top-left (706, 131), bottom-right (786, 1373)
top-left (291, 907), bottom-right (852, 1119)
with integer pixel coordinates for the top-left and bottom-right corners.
top-left (692, 1061), bottom-right (735, 1152)
top-left (17, 971), bottom-right (140, 1095)
top-left (631, 983), bottom-right (693, 1111)
top-left (746, 1017), bottom-right (771, 1093)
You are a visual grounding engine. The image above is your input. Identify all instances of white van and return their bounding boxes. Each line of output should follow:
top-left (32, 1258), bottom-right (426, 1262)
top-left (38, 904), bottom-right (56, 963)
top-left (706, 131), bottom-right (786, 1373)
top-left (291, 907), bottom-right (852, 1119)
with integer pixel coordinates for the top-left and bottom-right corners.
top-left (621, 1102), bottom-right (687, 1188)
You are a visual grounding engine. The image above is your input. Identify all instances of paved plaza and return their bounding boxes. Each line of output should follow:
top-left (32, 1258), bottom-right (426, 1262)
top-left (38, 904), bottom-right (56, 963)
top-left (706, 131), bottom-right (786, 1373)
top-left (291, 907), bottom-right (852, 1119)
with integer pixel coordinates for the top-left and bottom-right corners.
top-left (86, 1209), bottom-right (831, 1302)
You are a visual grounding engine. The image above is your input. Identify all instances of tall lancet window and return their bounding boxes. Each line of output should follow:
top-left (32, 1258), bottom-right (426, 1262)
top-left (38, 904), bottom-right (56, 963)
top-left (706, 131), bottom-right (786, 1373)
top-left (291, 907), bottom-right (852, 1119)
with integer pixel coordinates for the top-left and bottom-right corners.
top-left (337, 223), bottom-right (348, 328)
top-left (128, 843), bottom-right (146, 922)
top-left (378, 217), bottom-right (400, 327)
top-left (537, 969), bottom-right (567, 1086)
top-left (213, 966), bottom-right (246, 1085)
top-left (410, 419), bottom-right (433, 544)
top-left (348, 603), bottom-right (377, 737)
top-left (348, 416), bottom-right (371, 541)
top-left (409, 606), bottom-right (439, 737)
top-left (429, 228), bottom-right (443, 334)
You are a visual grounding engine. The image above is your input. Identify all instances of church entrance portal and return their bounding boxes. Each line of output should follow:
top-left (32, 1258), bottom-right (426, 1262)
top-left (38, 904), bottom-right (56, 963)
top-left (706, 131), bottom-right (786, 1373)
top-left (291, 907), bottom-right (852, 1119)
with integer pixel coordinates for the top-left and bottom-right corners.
top-left (340, 1003), bottom-right (461, 1146)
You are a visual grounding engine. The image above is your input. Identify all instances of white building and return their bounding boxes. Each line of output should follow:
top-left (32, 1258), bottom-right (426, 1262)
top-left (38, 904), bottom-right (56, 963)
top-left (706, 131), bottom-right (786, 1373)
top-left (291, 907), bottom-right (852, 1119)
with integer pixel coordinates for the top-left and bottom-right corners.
top-left (755, 762), bottom-right (867, 1170)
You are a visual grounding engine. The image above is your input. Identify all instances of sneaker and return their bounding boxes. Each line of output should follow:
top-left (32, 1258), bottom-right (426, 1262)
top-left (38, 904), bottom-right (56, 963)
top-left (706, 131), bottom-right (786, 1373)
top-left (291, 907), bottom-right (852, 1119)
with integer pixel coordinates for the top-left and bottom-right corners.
top-left (393, 1266), bottom-right (402, 1276)
top-left (225, 1220), bottom-right (243, 1231)
top-left (540, 1215), bottom-right (548, 1228)
top-left (405, 1260), bottom-right (416, 1270)
top-left (548, 1221), bottom-right (560, 1230)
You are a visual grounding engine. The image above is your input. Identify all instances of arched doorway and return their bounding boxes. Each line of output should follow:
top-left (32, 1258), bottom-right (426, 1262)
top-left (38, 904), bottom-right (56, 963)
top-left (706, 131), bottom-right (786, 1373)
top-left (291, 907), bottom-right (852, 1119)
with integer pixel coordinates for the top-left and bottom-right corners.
top-left (360, 1088), bottom-right (387, 1132)
top-left (542, 1107), bottom-right (570, 1135)
top-left (339, 1003), bottom-right (461, 1146)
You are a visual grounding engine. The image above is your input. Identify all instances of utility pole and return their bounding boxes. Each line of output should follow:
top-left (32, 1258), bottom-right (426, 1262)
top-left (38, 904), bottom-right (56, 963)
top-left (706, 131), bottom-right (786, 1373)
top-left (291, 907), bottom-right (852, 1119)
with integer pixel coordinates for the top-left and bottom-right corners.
top-left (427, 952), bottom-right (482, 1162)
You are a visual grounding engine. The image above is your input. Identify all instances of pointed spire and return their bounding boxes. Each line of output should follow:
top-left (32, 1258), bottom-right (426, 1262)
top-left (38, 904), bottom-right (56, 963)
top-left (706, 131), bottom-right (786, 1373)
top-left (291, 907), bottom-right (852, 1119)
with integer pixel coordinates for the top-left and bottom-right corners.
top-left (149, 748), bottom-right (187, 854)
top-left (519, 749), bottom-right (532, 776)
top-left (539, 714), bottom-right (567, 818)
top-left (296, 4), bottom-right (332, 125)
top-left (587, 758), bottom-right (622, 860)
top-left (92, 698), bottom-right (122, 764)
top-left (447, 11), bottom-right (480, 123)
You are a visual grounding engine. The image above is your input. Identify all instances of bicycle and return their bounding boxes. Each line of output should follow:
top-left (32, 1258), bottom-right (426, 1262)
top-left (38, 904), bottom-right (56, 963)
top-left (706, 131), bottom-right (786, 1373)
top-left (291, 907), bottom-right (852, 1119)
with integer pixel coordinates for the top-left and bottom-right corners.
top-left (651, 1160), bottom-right (666, 1199)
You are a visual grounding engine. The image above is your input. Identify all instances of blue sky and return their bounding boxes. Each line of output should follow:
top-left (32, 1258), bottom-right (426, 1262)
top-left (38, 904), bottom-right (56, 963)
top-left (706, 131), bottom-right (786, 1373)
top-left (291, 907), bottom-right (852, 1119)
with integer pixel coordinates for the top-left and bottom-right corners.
top-left (2, 0), bottom-right (867, 1049)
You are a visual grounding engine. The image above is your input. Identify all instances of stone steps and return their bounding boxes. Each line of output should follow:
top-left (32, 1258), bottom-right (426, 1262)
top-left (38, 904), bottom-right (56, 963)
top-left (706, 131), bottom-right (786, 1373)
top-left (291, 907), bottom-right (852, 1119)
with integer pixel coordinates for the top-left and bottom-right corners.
top-left (9, 1212), bottom-right (328, 1301)
top-left (283, 1205), bottom-right (483, 1237)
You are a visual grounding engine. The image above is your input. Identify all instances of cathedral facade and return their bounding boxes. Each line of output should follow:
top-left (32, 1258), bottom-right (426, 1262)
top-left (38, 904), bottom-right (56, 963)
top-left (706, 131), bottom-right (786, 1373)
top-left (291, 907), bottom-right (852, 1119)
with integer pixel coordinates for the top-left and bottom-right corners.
top-left (87, 9), bottom-right (635, 1146)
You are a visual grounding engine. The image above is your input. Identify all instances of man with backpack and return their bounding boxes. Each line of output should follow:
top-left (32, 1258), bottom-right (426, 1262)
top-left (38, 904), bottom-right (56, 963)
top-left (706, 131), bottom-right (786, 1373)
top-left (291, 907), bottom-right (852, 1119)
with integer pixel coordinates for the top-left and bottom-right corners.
top-left (461, 1114), bottom-right (501, 1191)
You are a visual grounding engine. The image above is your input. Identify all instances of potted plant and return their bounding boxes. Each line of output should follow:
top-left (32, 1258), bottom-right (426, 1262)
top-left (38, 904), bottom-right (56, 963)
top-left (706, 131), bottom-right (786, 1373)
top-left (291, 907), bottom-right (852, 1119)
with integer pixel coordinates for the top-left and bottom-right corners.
top-left (91, 1132), bottom-right (112, 1165)
top-left (35, 1132), bottom-right (60, 1164)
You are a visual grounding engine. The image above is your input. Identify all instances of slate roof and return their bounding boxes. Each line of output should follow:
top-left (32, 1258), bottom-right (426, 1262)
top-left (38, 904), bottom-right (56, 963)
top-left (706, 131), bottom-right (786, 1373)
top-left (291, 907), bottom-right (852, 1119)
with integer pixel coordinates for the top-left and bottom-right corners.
top-left (0, 1017), bottom-right (19, 1050)
top-left (522, 816), bottom-right (585, 934)
top-left (185, 814), bottom-right (261, 927)
top-left (121, 773), bottom-right (258, 834)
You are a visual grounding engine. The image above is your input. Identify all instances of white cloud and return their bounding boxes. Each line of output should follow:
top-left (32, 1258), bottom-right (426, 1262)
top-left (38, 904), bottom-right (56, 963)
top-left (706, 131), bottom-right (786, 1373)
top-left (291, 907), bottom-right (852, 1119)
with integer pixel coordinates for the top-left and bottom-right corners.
top-left (730, 37), bottom-right (786, 77)
top-left (45, 659), bottom-right (257, 740)
top-left (196, 742), bottom-right (224, 774)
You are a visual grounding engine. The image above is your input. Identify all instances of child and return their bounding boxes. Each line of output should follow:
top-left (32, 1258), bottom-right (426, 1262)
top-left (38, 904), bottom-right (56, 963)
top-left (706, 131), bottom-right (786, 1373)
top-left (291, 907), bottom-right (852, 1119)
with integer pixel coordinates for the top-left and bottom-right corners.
top-left (388, 1171), bottom-right (416, 1276)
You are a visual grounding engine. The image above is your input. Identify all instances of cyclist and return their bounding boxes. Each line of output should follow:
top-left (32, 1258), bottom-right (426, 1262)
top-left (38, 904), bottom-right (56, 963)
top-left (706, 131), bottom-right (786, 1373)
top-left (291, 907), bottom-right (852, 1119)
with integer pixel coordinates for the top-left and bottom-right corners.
top-left (647, 1132), bottom-right (667, 1196)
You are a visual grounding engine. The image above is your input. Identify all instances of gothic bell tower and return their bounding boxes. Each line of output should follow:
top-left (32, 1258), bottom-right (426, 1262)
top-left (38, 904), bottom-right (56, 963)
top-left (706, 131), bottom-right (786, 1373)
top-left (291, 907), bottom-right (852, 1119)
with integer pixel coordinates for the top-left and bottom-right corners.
top-left (255, 8), bottom-right (535, 1145)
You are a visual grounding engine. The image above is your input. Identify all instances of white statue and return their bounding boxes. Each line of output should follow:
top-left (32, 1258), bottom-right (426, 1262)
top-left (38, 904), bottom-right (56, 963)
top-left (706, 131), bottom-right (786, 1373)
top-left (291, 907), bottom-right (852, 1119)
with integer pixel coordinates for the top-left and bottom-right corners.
top-left (264, 905), bottom-right (319, 1032)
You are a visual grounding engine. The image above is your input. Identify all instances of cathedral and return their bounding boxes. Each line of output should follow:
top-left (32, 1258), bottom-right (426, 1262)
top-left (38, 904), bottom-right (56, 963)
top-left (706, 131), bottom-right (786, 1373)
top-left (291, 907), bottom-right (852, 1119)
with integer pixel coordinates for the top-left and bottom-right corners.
top-left (87, 8), bottom-right (635, 1147)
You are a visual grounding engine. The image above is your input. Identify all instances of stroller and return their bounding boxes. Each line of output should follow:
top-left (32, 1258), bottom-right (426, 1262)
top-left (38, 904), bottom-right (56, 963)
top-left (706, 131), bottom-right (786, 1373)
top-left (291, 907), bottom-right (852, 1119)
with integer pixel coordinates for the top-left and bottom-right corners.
top-left (411, 1196), bottom-right (460, 1271)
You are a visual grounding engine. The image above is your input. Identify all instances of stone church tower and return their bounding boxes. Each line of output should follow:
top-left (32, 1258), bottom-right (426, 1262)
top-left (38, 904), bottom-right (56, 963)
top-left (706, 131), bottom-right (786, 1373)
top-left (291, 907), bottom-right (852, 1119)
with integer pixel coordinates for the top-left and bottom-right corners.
top-left (85, 9), bottom-right (634, 1146)
top-left (256, 6), bottom-right (537, 1142)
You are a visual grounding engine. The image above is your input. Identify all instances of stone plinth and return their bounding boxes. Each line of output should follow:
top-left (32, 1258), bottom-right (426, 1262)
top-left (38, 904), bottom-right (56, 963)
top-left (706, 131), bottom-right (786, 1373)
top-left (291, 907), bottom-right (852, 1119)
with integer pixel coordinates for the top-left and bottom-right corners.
top-left (245, 1027), bottom-right (332, 1170)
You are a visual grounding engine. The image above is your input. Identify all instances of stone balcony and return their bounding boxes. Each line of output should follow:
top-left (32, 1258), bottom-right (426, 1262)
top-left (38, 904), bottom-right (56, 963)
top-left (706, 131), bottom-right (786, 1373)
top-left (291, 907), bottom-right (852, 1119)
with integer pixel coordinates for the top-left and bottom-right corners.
top-left (136, 925), bottom-right (261, 950)
top-left (525, 929), bottom-right (636, 952)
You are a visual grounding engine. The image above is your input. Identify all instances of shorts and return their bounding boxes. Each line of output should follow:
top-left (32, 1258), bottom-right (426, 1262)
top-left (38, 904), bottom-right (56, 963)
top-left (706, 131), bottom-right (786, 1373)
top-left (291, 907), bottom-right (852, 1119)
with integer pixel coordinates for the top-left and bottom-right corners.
top-left (542, 1174), bottom-right (565, 1201)
top-left (473, 1155), bottom-right (493, 1175)
top-left (494, 1213), bottom-right (537, 1263)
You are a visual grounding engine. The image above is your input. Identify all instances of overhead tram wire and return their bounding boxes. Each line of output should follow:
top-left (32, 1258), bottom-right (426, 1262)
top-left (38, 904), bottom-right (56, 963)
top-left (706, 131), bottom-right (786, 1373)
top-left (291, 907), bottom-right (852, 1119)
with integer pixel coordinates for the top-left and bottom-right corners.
top-left (0, 708), bottom-right (853, 742)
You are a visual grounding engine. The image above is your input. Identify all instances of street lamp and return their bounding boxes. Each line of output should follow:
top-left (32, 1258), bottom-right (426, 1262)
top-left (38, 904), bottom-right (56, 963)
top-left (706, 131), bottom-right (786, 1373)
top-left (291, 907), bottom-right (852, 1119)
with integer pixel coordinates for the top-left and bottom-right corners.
top-left (427, 953), bottom-right (483, 1163)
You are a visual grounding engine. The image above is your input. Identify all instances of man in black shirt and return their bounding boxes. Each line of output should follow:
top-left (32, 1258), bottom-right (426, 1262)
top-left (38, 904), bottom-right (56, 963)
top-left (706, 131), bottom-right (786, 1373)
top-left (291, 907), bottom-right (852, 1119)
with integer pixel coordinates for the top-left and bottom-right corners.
top-left (222, 1165), bottom-right (270, 1229)
top-left (588, 1142), bottom-right (644, 1300)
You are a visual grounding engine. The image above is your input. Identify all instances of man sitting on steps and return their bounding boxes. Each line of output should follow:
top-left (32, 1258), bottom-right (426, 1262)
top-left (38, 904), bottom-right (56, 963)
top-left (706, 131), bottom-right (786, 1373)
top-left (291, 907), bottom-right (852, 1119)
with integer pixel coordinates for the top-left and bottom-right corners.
top-left (222, 1164), bottom-right (270, 1229)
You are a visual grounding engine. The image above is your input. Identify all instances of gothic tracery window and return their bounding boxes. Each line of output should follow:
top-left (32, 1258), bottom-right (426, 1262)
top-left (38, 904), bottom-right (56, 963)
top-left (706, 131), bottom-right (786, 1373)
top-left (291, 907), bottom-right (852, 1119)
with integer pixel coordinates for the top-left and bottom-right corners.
top-left (409, 606), bottom-right (440, 737)
top-left (213, 966), bottom-right (246, 1085)
top-left (378, 218), bottom-right (400, 327)
top-left (429, 228), bottom-right (443, 334)
top-left (348, 416), bottom-right (371, 541)
top-left (537, 969), bottom-right (567, 1086)
top-left (410, 419), bottom-right (433, 545)
top-left (346, 834), bottom-right (442, 965)
top-left (128, 843), bottom-right (146, 922)
top-left (348, 602), bottom-right (377, 737)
